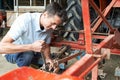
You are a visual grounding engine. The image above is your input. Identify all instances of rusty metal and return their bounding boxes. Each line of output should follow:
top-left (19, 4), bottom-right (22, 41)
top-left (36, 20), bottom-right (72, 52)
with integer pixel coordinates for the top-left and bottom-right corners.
top-left (40, 45), bottom-right (70, 73)
top-left (55, 45), bottom-right (69, 58)
top-left (52, 52), bottom-right (82, 73)
top-left (51, 41), bottom-right (85, 50)
top-left (58, 52), bottom-right (82, 63)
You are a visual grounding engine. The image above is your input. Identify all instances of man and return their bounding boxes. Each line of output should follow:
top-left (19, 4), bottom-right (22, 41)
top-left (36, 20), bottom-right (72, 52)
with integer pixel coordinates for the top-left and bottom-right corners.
top-left (0, 2), bottom-right (67, 68)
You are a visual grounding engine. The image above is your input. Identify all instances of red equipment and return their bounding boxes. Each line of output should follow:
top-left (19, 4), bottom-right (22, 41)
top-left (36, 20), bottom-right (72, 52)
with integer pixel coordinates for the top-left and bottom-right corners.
top-left (1, 0), bottom-right (120, 80)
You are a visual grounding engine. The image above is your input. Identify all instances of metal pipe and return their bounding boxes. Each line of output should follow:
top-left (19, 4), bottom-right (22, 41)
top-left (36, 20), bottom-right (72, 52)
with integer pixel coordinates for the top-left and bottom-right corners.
top-left (58, 52), bottom-right (81, 63)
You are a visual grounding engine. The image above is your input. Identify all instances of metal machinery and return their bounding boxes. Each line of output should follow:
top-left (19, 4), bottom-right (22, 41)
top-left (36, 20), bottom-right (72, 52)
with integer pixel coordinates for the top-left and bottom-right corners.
top-left (1, 0), bottom-right (120, 80)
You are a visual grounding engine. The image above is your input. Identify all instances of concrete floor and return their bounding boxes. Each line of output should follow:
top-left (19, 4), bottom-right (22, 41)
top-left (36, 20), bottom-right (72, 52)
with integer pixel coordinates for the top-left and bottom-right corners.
top-left (0, 54), bottom-right (18, 75)
top-left (101, 55), bottom-right (120, 80)
top-left (0, 33), bottom-right (18, 76)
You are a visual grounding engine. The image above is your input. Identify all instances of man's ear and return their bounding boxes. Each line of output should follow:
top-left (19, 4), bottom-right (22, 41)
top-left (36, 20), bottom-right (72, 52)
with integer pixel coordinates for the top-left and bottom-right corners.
top-left (43, 11), bottom-right (48, 18)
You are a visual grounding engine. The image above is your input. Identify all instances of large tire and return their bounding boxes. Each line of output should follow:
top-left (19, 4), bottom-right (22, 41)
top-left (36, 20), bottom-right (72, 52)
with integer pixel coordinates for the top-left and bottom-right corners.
top-left (63, 0), bottom-right (83, 41)
top-left (61, 0), bottom-right (97, 41)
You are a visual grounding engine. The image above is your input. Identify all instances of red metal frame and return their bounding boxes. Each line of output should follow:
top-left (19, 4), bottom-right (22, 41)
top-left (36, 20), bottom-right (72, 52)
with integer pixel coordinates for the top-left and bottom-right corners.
top-left (1, 0), bottom-right (120, 80)
top-left (52, 0), bottom-right (120, 80)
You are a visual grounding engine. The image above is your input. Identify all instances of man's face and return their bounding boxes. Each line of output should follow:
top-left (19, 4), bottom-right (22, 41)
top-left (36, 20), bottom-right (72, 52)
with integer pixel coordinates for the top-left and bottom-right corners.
top-left (41, 12), bottom-right (62, 30)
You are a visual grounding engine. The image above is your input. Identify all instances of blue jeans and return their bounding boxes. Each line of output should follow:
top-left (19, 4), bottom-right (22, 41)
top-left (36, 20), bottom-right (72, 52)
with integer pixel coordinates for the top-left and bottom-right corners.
top-left (5, 51), bottom-right (43, 67)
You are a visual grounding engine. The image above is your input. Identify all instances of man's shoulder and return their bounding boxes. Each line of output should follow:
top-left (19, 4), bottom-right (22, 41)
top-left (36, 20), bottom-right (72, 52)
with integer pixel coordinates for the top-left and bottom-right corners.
top-left (19, 13), bottom-right (31, 17)
top-left (30, 12), bottom-right (42, 17)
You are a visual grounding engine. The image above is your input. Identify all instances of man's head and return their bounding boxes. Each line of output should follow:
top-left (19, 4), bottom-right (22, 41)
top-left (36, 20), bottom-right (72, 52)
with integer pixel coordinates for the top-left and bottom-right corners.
top-left (40, 2), bottom-right (67, 30)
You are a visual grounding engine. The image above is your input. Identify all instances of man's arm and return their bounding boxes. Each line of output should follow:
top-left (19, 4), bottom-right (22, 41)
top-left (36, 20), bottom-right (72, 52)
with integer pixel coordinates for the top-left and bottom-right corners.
top-left (0, 34), bottom-right (45, 54)
top-left (43, 44), bottom-right (51, 60)
top-left (43, 44), bottom-right (54, 67)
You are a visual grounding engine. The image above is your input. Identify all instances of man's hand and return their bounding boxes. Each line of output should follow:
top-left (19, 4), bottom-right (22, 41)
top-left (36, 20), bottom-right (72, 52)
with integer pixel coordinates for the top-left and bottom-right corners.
top-left (31, 40), bottom-right (46, 52)
top-left (45, 58), bottom-right (54, 71)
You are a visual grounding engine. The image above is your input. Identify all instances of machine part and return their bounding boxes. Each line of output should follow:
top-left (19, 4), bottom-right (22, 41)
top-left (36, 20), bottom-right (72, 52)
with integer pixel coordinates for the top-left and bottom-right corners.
top-left (58, 51), bottom-right (82, 63)
top-left (51, 45), bottom-right (70, 59)
top-left (59, 63), bottom-right (66, 70)
top-left (41, 47), bottom-right (84, 73)
top-left (40, 45), bottom-right (70, 73)
top-left (115, 66), bottom-right (120, 80)
top-left (70, 50), bottom-right (85, 60)
top-left (98, 69), bottom-right (107, 79)
top-left (53, 51), bottom-right (83, 73)
top-left (115, 66), bottom-right (120, 77)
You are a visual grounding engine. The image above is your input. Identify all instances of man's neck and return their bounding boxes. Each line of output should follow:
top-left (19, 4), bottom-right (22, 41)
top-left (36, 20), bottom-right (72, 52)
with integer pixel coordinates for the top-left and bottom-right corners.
top-left (40, 25), bottom-right (44, 30)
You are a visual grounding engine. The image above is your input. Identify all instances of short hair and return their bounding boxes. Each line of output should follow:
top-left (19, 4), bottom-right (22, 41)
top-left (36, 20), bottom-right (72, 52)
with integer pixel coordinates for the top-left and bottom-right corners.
top-left (44, 2), bottom-right (68, 23)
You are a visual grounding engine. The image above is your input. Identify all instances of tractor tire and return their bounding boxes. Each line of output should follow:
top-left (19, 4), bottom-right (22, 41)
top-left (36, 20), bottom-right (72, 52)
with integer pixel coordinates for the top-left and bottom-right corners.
top-left (63, 0), bottom-right (83, 41)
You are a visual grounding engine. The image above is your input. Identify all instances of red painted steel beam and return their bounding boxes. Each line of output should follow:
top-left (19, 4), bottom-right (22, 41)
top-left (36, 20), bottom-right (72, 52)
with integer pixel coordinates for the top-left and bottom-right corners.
top-left (62, 52), bottom-right (107, 79)
top-left (91, 65), bottom-right (98, 80)
top-left (51, 41), bottom-right (85, 50)
top-left (79, 53), bottom-right (107, 79)
top-left (62, 54), bottom-right (95, 76)
top-left (1, 67), bottom-right (80, 80)
top-left (111, 49), bottom-right (120, 55)
top-left (81, 0), bottom-right (93, 54)
top-left (63, 35), bottom-right (113, 79)
top-left (51, 34), bottom-right (107, 50)
top-left (93, 35), bottom-right (107, 39)
top-left (90, 0), bottom-right (115, 33)
top-left (96, 35), bottom-right (114, 49)
top-left (113, 0), bottom-right (120, 7)
top-left (99, 0), bottom-right (108, 11)
top-left (92, 0), bottom-right (118, 32)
